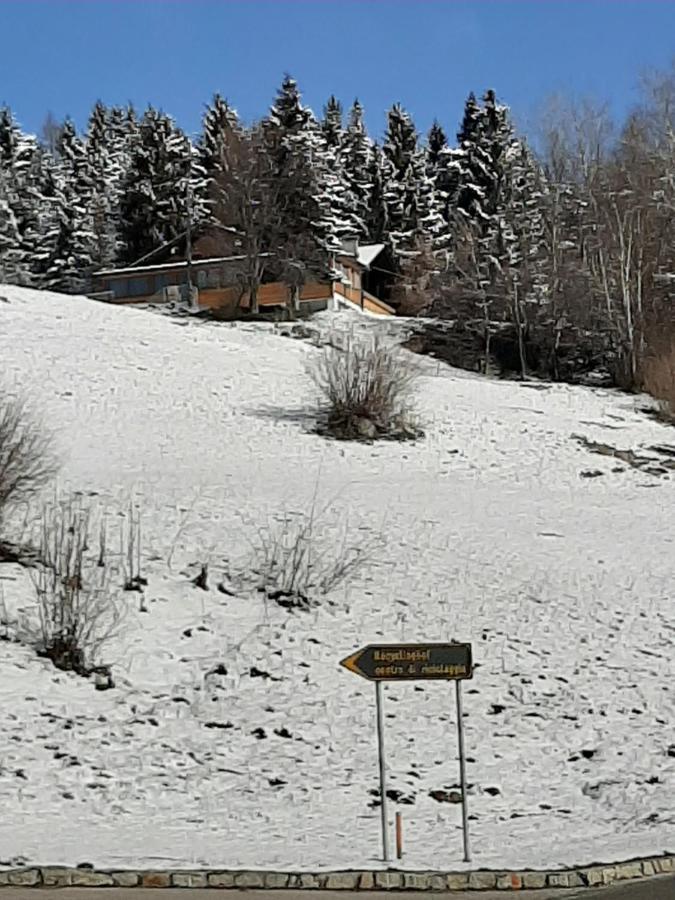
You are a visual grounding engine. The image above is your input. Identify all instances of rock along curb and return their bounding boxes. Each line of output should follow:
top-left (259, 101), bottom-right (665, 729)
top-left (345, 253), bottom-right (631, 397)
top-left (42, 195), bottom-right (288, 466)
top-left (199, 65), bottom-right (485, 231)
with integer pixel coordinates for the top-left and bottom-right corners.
top-left (0, 856), bottom-right (672, 891)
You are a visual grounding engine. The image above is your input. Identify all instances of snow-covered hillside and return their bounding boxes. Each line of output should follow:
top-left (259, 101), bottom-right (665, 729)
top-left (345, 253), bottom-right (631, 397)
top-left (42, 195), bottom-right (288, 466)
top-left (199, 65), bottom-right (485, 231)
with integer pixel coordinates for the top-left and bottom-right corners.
top-left (1, 286), bottom-right (674, 873)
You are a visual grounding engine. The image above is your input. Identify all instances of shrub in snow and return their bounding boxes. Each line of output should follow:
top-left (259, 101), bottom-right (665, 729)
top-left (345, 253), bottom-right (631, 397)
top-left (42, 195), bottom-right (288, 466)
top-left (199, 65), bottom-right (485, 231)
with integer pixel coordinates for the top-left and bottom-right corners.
top-left (309, 337), bottom-right (423, 442)
top-left (0, 390), bottom-right (57, 549)
top-left (30, 498), bottom-right (123, 677)
top-left (251, 505), bottom-right (382, 610)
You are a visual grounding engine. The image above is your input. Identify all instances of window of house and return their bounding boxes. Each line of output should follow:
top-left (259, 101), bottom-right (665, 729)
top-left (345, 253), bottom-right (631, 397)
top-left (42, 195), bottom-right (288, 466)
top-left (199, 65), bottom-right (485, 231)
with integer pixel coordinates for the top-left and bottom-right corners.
top-left (113, 279), bottom-right (128, 298)
top-left (128, 277), bottom-right (149, 297)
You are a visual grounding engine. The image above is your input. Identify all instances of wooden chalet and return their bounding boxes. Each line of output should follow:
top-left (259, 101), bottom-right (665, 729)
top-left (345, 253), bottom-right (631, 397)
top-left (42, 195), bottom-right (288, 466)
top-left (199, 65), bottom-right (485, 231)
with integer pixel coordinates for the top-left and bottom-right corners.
top-left (91, 236), bottom-right (396, 318)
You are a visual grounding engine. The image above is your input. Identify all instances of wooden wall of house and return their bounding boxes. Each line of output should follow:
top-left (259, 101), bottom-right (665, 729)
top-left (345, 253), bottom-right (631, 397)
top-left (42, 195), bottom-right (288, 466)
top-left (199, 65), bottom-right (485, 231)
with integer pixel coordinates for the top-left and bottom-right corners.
top-left (362, 294), bottom-right (394, 316)
top-left (199, 281), bottom-right (332, 311)
top-left (334, 282), bottom-right (394, 316)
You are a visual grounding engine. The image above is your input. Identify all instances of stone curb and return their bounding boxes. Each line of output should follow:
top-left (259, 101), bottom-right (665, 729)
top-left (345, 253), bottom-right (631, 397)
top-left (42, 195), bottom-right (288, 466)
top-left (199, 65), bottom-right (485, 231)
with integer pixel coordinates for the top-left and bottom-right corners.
top-left (0, 856), bottom-right (672, 891)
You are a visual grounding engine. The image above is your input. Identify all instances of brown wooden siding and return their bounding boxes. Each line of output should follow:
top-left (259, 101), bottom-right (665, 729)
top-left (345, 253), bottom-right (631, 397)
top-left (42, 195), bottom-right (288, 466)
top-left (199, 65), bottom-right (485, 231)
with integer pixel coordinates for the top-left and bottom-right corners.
top-left (334, 282), bottom-right (394, 316)
top-left (198, 281), bottom-right (332, 311)
top-left (93, 275), bottom-right (393, 316)
top-left (335, 283), bottom-right (361, 305)
top-left (362, 292), bottom-right (394, 316)
top-left (300, 282), bottom-right (332, 300)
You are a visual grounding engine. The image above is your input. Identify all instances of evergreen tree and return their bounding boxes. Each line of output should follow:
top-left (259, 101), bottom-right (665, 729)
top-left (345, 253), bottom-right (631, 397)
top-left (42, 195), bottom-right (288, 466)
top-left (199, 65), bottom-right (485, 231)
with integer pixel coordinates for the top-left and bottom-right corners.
top-left (456, 92), bottom-right (482, 145)
top-left (321, 95), bottom-right (344, 149)
top-left (340, 100), bottom-right (373, 239)
top-left (364, 144), bottom-right (390, 243)
top-left (440, 91), bottom-right (548, 374)
top-left (0, 108), bottom-right (49, 285)
top-left (118, 107), bottom-right (195, 264)
top-left (263, 75), bottom-right (341, 264)
top-left (0, 107), bottom-right (21, 168)
top-left (107, 104), bottom-right (139, 167)
top-left (42, 119), bottom-right (96, 292)
top-left (427, 120), bottom-right (448, 169)
top-left (454, 89), bottom-right (515, 224)
top-left (0, 169), bottom-right (25, 284)
top-left (85, 101), bottom-right (123, 269)
top-left (382, 103), bottom-right (446, 258)
top-left (498, 139), bottom-right (550, 374)
top-left (199, 93), bottom-right (240, 221)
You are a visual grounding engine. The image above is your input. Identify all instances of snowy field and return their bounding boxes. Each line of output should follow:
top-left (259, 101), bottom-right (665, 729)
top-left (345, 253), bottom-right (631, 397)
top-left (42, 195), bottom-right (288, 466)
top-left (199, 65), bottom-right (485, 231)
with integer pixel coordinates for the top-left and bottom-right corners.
top-left (0, 285), bottom-right (674, 873)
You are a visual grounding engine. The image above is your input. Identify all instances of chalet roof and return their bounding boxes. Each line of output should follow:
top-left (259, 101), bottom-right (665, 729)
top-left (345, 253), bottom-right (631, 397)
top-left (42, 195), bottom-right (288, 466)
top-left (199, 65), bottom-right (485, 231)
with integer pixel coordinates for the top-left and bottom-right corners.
top-left (336, 243), bottom-right (387, 270)
top-left (356, 243), bottom-right (386, 268)
top-left (94, 254), bottom-right (269, 279)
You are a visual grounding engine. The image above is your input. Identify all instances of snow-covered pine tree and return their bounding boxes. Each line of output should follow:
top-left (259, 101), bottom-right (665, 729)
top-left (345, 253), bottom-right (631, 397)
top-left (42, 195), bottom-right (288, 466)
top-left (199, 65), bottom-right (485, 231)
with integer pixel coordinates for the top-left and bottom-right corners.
top-left (107, 104), bottom-right (139, 170)
top-left (497, 138), bottom-right (550, 376)
top-left (0, 169), bottom-right (24, 284)
top-left (454, 89), bottom-right (515, 226)
top-left (426, 119), bottom-right (460, 234)
top-left (263, 75), bottom-right (341, 272)
top-left (118, 107), bottom-right (195, 264)
top-left (382, 104), bottom-right (418, 254)
top-left (364, 144), bottom-right (391, 244)
top-left (500, 140), bottom-right (548, 298)
top-left (85, 101), bottom-right (122, 270)
top-left (440, 90), bottom-right (548, 373)
top-left (42, 119), bottom-right (96, 292)
top-left (340, 100), bottom-right (373, 239)
top-left (319, 96), bottom-right (366, 243)
top-left (200, 94), bottom-right (239, 178)
top-left (198, 93), bottom-right (239, 222)
top-left (0, 108), bottom-right (50, 285)
top-left (457, 92), bottom-right (482, 144)
top-left (382, 103), bottom-right (446, 259)
top-left (0, 107), bottom-right (21, 168)
top-left (0, 109), bottom-right (25, 282)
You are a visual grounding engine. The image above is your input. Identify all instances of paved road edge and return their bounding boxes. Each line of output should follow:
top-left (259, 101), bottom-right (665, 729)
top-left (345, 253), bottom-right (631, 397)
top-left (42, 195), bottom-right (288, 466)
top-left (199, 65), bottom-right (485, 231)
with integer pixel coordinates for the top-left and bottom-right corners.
top-left (0, 856), bottom-right (673, 891)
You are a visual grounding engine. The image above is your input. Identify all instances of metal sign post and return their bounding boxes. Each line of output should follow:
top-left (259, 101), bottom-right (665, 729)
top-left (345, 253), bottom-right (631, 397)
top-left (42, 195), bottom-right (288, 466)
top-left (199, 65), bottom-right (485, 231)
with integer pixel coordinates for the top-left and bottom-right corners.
top-left (455, 679), bottom-right (471, 863)
top-left (340, 642), bottom-right (473, 866)
top-left (375, 681), bottom-right (391, 863)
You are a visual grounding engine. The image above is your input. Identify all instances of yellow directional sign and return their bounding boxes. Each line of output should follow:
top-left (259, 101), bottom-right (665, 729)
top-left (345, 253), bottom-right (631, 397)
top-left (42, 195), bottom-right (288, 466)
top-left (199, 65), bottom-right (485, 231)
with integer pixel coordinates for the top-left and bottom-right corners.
top-left (340, 642), bottom-right (472, 682)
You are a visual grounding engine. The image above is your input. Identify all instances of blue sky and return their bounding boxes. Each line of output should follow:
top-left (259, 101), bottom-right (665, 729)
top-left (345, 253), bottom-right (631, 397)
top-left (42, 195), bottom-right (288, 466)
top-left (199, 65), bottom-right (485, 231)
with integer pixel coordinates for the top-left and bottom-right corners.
top-left (1, 1), bottom-right (674, 143)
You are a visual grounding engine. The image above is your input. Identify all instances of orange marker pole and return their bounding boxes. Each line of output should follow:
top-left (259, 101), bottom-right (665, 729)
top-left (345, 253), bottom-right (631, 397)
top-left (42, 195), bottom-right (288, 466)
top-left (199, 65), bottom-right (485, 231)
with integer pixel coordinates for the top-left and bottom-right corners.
top-left (395, 811), bottom-right (403, 860)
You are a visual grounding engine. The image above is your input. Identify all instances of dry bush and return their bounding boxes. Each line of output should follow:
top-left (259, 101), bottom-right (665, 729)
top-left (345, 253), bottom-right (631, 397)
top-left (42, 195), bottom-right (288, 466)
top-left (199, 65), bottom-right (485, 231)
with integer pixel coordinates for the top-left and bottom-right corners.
top-left (30, 497), bottom-right (123, 676)
top-left (642, 339), bottom-right (675, 423)
top-left (309, 336), bottom-right (423, 441)
top-left (0, 391), bottom-right (57, 541)
top-left (251, 502), bottom-right (383, 611)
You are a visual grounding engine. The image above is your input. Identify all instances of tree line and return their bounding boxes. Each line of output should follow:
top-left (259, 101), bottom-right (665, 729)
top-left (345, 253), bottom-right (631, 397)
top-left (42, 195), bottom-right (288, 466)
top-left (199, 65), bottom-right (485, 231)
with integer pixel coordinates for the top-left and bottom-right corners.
top-left (0, 67), bottom-right (673, 393)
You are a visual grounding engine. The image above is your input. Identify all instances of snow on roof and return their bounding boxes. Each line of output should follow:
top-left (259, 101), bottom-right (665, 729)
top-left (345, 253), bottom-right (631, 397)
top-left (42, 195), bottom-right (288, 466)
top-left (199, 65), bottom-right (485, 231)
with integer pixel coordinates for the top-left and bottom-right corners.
top-left (94, 254), bottom-right (269, 279)
top-left (356, 243), bottom-right (386, 268)
top-left (336, 243), bottom-right (386, 269)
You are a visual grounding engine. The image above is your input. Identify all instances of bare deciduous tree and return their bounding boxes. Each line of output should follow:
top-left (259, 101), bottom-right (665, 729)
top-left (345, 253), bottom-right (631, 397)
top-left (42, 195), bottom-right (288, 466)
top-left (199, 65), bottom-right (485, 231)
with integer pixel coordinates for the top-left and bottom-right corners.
top-left (211, 124), bottom-right (279, 315)
top-left (0, 391), bottom-right (57, 536)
